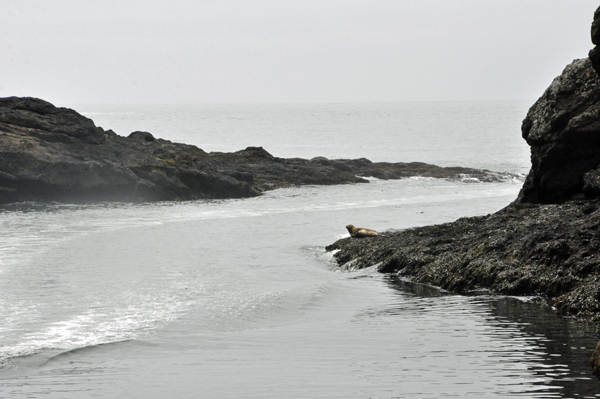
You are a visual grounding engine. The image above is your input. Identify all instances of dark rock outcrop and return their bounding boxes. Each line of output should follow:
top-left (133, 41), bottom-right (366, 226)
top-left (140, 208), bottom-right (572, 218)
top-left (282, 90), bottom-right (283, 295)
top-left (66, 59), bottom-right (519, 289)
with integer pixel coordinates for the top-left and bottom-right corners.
top-left (0, 97), bottom-right (255, 203)
top-left (0, 96), bottom-right (510, 205)
top-left (0, 97), bottom-right (106, 145)
top-left (517, 58), bottom-right (600, 204)
top-left (327, 200), bottom-right (600, 318)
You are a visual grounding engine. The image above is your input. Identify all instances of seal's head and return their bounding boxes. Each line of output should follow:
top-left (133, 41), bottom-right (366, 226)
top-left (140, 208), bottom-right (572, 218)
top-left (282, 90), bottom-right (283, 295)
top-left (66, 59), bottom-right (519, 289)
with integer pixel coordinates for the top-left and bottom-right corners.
top-left (346, 225), bottom-right (356, 235)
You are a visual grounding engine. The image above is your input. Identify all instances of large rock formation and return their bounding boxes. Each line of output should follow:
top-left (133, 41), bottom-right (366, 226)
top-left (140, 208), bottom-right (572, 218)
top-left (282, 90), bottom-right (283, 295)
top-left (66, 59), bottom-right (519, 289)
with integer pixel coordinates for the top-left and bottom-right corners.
top-left (0, 97), bottom-right (509, 205)
top-left (0, 97), bottom-right (254, 203)
top-left (518, 58), bottom-right (600, 204)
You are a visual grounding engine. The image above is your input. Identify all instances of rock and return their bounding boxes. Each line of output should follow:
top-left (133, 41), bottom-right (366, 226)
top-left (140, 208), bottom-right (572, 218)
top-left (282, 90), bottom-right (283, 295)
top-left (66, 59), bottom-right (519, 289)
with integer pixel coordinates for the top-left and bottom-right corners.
top-left (589, 46), bottom-right (600, 76)
top-left (234, 146), bottom-right (275, 160)
top-left (0, 171), bottom-right (19, 182)
top-left (0, 98), bottom-right (255, 203)
top-left (0, 97), bottom-right (106, 144)
top-left (592, 6), bottom-right (600, 45)
top-left (128, 131), bottom-right (156, 142)
top-left (0, 97), bottom-right (512, 205)
top-left (327, 201), bottom-right (600, 319)
top-left (591, 6), bottom-right (600, 74)
top-left (517, 58), bottom-right (600, 204)
top-left (310, 156), bottom-right (331, 166)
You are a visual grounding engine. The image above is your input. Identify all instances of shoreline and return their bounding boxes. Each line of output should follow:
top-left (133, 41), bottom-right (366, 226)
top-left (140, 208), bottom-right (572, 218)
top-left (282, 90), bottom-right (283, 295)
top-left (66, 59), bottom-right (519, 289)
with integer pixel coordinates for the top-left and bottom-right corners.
top-left (0, 96), bottom-right (515, 206)
top-left (327, 200), bottom-right (600, 321)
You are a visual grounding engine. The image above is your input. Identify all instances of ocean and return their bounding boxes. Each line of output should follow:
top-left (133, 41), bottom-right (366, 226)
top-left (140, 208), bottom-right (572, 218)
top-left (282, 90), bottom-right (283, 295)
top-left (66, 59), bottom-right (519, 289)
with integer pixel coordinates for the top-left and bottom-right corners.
top-left (1, 102), bottom-right (599, 398)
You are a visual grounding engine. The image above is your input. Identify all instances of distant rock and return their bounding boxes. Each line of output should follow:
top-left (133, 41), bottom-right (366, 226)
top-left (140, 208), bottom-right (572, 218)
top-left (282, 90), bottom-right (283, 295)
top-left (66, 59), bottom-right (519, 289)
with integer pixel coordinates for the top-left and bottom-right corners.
top-left (0, 97), bottom-right (511, 205)
top-left (128, 131), bottom-right (156, 142)
top-left (0, 97), bottom-right (106, 144)
top-left (0, 97), bottom-right (255, 203)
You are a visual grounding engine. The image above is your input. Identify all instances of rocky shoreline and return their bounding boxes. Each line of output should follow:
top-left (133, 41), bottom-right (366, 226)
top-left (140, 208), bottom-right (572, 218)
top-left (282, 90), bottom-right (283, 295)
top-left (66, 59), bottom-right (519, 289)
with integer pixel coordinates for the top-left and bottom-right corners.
top-left (327, 200), bottom-right (600, 316)
top-left (0, 97), bottom-right (512, 205)
top-left (328, 7), bottom-right (600, 377)
top-left (327, 57), bottom-right (600, 321)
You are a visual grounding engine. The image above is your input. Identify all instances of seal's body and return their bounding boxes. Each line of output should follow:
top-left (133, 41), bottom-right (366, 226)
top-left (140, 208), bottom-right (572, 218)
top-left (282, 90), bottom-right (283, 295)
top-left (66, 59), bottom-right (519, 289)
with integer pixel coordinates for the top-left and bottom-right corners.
top-left (346, 224), bottom-right (379, 238)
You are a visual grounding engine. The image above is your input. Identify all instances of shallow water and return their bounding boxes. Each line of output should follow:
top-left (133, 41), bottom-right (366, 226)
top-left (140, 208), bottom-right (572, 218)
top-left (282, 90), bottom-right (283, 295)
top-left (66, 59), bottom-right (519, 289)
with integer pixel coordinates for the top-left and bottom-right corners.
top-left (1, 102), bottom-right (599, 397)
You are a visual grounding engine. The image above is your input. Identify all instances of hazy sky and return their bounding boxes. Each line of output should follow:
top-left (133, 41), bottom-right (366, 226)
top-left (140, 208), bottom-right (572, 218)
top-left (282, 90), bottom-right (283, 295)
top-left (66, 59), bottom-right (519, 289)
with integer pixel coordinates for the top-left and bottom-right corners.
top-left (1, 1), bottom-right (599, 105)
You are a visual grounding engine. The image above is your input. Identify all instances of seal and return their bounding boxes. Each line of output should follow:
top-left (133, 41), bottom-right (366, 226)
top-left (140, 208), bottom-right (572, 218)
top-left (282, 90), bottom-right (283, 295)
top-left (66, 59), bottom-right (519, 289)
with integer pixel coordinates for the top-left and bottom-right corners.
top-left (346, 224), bottom-right (379, 238)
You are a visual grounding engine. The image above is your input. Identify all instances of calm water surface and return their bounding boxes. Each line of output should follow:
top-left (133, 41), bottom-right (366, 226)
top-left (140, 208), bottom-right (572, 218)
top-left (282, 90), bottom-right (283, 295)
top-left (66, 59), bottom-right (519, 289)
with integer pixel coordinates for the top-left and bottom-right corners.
top-left (1, 102), bottom-right (599, 397)
top-left (79, 101), bottom-right (531, 173)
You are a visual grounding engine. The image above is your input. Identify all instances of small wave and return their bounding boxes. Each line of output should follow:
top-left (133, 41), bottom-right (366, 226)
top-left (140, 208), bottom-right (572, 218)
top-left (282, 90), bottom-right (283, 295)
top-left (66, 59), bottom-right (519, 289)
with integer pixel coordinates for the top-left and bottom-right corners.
top-left (407, 176), bottom-right (438, 181)
top-left (301, 246), bottom-right (339, 271)
top-left (80, 111), bottom-right (142, 116)
top-left (452, 172), bottom-right (526, 184)
top-left (456, 174), bottom-right (483, 183)
top-left (40, 339), bottom-right (135, 366)
top-left (357, 175), bottom-right (381, 181)
top-left (342, 263), bottom-right (381, 275)
top-left (338, 259), bottom-right (372, 272)
top-left (0, 289), bottom-right (190, 369)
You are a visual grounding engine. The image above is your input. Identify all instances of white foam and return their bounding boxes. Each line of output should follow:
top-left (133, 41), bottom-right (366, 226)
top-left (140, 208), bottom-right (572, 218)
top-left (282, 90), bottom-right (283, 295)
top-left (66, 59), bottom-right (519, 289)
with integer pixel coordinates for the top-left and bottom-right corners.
top-left (0, 290), bottom-right (192, 365)
top-left (358, 176), bottom-right (381, 181)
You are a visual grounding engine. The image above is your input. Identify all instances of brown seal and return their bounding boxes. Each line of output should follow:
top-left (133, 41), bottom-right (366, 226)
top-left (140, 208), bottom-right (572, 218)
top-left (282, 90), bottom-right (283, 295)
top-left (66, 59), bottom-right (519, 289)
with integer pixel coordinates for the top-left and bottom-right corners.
top-left (346, 224), bottom-right (379, 238)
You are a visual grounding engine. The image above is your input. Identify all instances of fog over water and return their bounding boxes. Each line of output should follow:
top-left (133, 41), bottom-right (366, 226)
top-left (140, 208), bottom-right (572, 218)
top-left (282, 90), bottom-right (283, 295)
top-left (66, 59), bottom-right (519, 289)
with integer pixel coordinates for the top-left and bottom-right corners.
top-left (1, 1), bottom-right (598, 105)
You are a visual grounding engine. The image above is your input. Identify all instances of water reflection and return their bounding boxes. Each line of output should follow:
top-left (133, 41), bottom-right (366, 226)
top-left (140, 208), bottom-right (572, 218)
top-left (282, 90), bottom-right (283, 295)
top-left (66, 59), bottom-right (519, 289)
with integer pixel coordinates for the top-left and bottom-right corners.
top-left (385, 275), bottom-right (600, 398)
